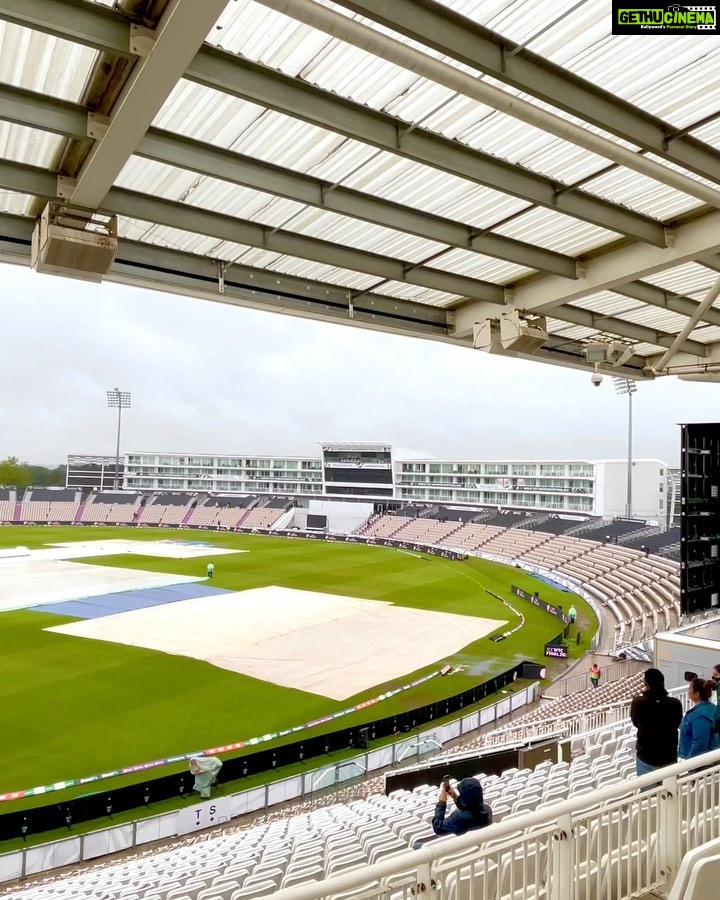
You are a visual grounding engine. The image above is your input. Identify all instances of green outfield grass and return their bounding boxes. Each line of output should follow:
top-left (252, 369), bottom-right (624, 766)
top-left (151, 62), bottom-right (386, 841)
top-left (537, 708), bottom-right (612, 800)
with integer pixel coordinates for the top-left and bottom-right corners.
top-left (0, 526), bottom-right (595, 816)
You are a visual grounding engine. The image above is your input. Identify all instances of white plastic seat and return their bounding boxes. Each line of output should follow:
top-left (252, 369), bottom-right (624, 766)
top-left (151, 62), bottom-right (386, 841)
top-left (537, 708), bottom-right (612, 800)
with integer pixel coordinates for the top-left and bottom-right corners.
top-left (669, 837), bottom-right (720, 900)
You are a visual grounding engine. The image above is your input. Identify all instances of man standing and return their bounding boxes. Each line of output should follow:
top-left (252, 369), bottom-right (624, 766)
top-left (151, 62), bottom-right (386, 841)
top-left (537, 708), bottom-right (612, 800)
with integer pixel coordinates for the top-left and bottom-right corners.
top-left (589, 662), bottom-right (601, 688)
top-left (206, 561), bottom-right (215, 579)
top-left (568, 605), bottom-right (577, 625)
top-left (630, 668), bottom-right (683, 777)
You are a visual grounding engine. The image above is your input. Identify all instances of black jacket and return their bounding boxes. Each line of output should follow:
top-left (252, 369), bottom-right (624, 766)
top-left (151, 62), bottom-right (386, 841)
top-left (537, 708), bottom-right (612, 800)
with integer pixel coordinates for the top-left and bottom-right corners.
top-left (630, 689), bottom-right (683, 766)
top-left (432, 778), bottom-right (493, 837)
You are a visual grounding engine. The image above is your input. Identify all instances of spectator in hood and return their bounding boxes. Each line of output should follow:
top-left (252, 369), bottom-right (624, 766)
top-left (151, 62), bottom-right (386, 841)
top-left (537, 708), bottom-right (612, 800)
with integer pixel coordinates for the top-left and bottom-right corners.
top-left (630, 668), bottom-right (683, 777)
top-left (413, 777), bottom-right (492, 849)
top-left (679, 678), bottom-right (720, 760)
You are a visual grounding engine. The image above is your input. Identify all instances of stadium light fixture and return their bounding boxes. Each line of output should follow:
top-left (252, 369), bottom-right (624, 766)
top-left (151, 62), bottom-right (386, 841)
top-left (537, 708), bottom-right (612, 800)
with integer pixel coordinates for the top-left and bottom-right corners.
top-left (106, 388), bottom-right (131, 490)
top-left (612, 377), bottom-right (638, 518)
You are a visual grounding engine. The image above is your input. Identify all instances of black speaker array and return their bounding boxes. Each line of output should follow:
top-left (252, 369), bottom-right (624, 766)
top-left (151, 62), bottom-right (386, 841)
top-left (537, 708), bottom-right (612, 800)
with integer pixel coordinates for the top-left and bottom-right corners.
top-left (680, 423), bottom-right (720, 615)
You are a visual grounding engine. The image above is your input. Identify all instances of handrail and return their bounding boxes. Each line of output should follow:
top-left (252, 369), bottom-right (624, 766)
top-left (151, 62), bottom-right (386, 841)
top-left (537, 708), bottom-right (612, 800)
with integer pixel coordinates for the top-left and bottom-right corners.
top-left (269, 748), bottom-right (720, 900)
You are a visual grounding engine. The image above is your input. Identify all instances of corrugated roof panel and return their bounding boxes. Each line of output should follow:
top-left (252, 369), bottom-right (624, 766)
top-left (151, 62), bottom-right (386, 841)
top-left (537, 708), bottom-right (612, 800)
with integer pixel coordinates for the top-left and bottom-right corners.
top-left (115, 157), bottom-right (205, 203)
top-left (334, 152), bottom-right (530, 228)
top-left (369, 280), bottom-right (461, 305)
top-left (692, 118), bottom-right (720, 151)
top-left (211, 1), bottom-right (339, 78)
top-left (0, 21), bottom-right (98, 102)
top-left (545, 321), bottom-right (601, 341)
top-left (617, 305), bottom-right (690, 332)
top-left (265, 205), bottom-right (449, 262)
top-left (0, 122), bottom-right (65, 169)
top-left (0, 189), bottom-right (36, 217)
top-left (421, 2), bottom-right (720, 134)
top-left (631, 342), bottom-right (664, 355)
top-left (574, 292), bottom-right (642, 316)
top-left (118, 218), bottom-right (252, 262)
top-left (690, 325), bottom-right (720, 343)
top-left (644, 263), bottom-right (718, 296)
top-left (116, 157), bottom-right (309, 229)
top-left (429, 247), bottom-right (531, 283)
top-left (582, 165), bottom-right (704, 220)
top-left (204, 2), bottom-right (688, 206)
top-left (492, 206), bottom-right (621, 253)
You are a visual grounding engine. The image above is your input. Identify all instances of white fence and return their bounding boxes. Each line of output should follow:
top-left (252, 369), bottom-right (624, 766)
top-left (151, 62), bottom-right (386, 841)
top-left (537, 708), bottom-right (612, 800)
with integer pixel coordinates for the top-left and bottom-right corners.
top-left (269, 750), bottom-right (720, 900)
top-left (0, 684), bottom-right (541, 883)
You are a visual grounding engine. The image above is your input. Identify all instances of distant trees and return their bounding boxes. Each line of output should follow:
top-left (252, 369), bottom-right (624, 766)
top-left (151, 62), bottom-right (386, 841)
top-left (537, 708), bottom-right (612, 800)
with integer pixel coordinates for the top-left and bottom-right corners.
top-left (0, 457), bottom-right (66, 488)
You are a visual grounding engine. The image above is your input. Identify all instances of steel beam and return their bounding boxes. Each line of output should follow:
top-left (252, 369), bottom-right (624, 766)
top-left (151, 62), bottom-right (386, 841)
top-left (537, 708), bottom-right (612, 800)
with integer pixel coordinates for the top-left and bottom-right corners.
top-left (0, 159), bottom-right (504, 302)
top-left (138, 131), bottom-right (577, 278)
top-left (0, 211), bottom-right (650, 375)
top-left (497, 210), bottom-right (720, 315)
top-left (700, 253), bottom-right (720, 273)
top-left (334, 0), bottom-right (720, 186)
top-left (0, 85), bottom-right (577, 278)
top-left (546, 305), bottom-right (707, 357)
top-left (0, 211), bottom-right (452, 340)
top-left (187, 50), bottom-right (666, 246)
top-left (613, 280), bottom-right (720, 328)
top-left (0, 0), bottom-right (667, 245)
top-left (0, 0), bottom-right (130, 54)
top-left (67, 0), bottom-right (228, 208)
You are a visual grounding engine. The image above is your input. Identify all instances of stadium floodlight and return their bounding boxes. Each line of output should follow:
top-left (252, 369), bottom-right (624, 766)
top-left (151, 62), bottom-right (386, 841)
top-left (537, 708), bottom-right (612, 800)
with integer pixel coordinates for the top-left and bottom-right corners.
top-left (106, 388), bottom-right (131, 491)
top-left (612, 377), bottom-right (638, 518)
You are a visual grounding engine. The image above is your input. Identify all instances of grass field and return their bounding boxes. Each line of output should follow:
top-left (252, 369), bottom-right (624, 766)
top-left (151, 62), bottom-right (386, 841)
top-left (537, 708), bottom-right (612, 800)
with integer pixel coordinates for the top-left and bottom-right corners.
top-left (0, 526), bottom-right (595, 817)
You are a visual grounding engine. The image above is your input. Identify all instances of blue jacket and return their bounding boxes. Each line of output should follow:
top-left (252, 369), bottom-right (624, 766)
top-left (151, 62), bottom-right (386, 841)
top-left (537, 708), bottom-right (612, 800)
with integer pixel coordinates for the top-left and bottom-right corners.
top-left (432, 778), bottom-right (492, 837)
top-left (679, 701), bottom-right (720, 759)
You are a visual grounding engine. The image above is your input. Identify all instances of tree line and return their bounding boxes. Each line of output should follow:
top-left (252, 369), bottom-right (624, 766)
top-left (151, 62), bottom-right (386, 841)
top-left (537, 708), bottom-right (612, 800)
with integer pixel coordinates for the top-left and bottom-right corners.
top-left (0, 456), bottom-right (67, 489)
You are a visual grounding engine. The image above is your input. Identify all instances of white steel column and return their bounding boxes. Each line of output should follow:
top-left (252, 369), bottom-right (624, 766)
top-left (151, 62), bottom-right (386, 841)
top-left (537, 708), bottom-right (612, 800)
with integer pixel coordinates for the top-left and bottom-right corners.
top-left (66, 0), bottom-right (228, 209)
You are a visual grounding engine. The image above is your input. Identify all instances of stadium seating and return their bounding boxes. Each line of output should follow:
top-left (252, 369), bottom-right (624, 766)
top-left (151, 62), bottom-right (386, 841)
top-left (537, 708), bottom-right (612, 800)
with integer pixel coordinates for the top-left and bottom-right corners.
top-left (242, 505), bottom-right (287, 529)
top-left (364, 512), bottom-right (680, 650)
top-left (2, 730), bottom-right (641, 900)
top-left (0, 499), bottom-right (14, 522)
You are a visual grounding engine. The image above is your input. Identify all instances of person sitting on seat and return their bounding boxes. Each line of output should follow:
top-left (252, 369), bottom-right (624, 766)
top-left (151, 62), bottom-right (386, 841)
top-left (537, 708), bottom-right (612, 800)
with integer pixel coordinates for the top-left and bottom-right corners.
top-left (413, 777), bottom-right (492, 848)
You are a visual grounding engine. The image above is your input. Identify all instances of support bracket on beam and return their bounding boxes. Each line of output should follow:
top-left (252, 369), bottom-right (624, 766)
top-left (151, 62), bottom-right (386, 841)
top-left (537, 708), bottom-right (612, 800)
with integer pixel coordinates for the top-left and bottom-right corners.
top-left (217, 260), bottom-right (227, 294)
top-left (87, 113), bottom-right (111, 141)
top-left (56, 176), bottom-right (78, 201)
top-left (347, 291), bottom-right (354, 319)
top-left (129, 24), bottom-right (156, 57)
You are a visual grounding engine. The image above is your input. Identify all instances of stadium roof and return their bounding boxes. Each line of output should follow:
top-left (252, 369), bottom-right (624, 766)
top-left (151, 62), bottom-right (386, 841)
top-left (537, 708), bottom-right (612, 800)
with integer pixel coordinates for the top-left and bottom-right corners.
top-left (1, 0), bottom-right (720, 380)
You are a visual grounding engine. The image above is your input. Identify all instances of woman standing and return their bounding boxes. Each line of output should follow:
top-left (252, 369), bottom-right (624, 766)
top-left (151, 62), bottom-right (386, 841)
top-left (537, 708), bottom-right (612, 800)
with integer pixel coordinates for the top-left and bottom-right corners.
top-left (679, 678), bottom-right (720, 760)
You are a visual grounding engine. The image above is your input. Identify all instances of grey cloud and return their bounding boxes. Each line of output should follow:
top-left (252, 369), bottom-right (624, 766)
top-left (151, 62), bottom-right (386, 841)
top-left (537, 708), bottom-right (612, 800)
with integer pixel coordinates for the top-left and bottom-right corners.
top-left (1, 263), bottom-right (716, 465)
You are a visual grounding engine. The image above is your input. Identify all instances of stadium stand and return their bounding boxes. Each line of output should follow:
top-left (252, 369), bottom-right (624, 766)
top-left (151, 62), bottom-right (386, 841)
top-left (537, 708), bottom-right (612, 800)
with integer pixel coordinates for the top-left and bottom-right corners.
top-left (480, 510), bottom-right (534, 528)
top-left (569, 519), bottom-right (651, 543)
top-left (242, 504), bottom-right (288, 530)
top-left (362, 512), bottom-right (681, 650)
top-left (0, 499), bottom-right (14, 523)
top-left (520, 515), bottom-right (592, 535)
top-left (622, 527), bottom-right (681, 555)
top-left (8, 692), bottom-right (718, 900)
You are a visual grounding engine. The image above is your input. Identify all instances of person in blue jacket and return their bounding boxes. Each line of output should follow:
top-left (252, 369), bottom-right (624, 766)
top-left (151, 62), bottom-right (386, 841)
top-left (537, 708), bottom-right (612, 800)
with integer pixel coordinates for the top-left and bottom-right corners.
top-left (679, 678), bottom-right (720, 760)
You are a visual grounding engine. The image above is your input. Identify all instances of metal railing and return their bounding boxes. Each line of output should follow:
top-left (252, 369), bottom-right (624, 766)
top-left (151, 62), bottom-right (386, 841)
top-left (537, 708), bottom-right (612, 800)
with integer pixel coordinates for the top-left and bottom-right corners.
top-left (268, 750), bottom-right (720, 900)
top-left (541, 659), bottom-right (646, 699)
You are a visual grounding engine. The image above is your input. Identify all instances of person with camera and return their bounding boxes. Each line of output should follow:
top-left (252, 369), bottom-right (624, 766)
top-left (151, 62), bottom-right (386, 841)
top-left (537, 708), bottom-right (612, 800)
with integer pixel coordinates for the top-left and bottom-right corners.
top-left (413, 776), bottom-right (492, 849)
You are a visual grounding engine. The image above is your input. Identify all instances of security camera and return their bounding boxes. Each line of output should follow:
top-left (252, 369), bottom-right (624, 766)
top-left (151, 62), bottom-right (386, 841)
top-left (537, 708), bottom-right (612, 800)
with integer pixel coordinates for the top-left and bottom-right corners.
top-left (591, 372), bottom-right (603, 387)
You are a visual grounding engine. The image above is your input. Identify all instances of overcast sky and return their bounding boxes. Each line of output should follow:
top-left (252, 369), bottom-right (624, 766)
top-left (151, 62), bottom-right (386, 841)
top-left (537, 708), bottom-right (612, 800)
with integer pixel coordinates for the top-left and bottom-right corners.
top-left (2, 262), bottom-right (716, 466)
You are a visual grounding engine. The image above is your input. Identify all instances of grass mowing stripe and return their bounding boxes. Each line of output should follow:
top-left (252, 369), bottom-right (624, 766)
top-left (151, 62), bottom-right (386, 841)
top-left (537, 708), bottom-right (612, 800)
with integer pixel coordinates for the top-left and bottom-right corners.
top-left (0, 526), bottom-right (595, 814)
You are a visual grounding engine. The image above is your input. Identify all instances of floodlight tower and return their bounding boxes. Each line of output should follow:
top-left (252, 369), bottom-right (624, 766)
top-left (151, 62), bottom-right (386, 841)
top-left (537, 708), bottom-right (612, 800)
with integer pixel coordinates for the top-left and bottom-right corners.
top-left (106, 388), bottom-right (131, 490)
top-left (612, 377), bottom-right (638, 518)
